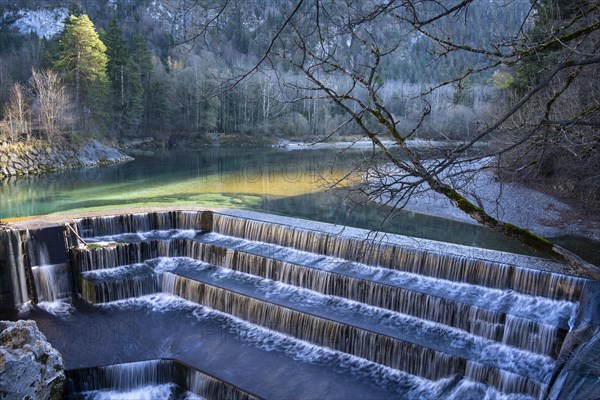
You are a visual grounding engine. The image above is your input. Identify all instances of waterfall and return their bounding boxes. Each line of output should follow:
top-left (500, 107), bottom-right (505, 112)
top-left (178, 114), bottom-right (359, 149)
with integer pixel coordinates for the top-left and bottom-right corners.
top-left (71, 238), bottom-right (572, 358)
top-left (162, 271), bottom-right (549, 397)
top-left (186, 368), bottom-right (257, 400)
top-left (80, 270), bottom-right (161, 303)
top-left (30, 264), bottom-right (71, 303)
top-left (75, 211), bottom-right (209, 238)
top-left (68, 360), bottom-right (173, 392)
top-left (61, 211), bottom-right (591, 399)
top-left (67, 359), bottom-right (258, 400)
top-left (28, 240), bottom-right (71, 303)
top-left (211, 214), bottom-right (585, 301)
top-left (2, 229), bottom-right (30, 305)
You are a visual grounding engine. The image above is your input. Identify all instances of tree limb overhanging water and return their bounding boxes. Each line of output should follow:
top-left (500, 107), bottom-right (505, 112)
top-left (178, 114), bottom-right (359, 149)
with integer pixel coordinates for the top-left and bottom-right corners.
top-left (167, 0), bottom-right (600, 278)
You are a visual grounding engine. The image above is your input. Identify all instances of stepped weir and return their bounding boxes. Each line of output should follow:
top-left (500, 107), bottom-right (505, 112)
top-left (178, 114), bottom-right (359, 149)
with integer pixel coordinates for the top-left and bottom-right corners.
top-left (1, 209), bottom-right (599, 399)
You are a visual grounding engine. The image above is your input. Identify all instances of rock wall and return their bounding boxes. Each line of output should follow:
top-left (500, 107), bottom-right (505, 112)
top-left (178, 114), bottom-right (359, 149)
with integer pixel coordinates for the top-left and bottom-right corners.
top-left (0, 139), bottom-right (133, 179)
top-left (548, 280), bottom-right (600, 399)
top-left (0, 320), bottom-right (65, 400)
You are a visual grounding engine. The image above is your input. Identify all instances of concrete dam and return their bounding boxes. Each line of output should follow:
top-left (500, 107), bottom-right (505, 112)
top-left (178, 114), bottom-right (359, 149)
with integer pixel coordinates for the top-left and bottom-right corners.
top-left (0, 209), bottom-right (598, 399)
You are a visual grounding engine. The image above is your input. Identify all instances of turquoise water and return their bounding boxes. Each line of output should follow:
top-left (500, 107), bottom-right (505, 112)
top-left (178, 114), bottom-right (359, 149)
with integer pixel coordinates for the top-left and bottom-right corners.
top-left (0, 148), bottom-right (597, 262)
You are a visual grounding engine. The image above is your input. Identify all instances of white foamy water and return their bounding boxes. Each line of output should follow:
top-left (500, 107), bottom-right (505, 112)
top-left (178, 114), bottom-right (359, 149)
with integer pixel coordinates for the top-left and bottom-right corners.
top-left (36, 300), bottom-right (75, 317)
top-left (76, 383), bottom-right (178, 400)
top-left (88, 229), bottom-right (198, 243)
top-left (200, 232), bottom-right (578, 326)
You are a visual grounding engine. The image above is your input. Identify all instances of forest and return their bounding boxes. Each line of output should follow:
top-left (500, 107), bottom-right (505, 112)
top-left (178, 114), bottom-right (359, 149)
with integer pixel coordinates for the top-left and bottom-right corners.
top-left (0, 0), bottom-right (528, 144)
top-left (0, 0), bottom-right (598, 209)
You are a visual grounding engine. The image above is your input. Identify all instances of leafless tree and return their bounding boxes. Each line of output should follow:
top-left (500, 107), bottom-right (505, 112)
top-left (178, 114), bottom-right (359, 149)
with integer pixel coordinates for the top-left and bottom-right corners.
top-left (265, 0), bottom-right (600, 277)
top-left (180, 0), bottom-right (600, 277)
top-left (3, 81), bottom-right (30, 142)
top-left (30, 69), bottom-right (74, 143)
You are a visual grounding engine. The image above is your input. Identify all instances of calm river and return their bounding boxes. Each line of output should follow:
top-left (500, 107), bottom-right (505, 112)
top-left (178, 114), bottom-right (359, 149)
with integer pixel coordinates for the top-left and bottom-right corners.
top-left (1, 147), bottom-right (597, 262)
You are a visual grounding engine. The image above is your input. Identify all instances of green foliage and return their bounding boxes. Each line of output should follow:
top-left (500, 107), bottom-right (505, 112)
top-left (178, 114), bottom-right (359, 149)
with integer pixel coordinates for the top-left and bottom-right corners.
top-left (130, 34), bottom-right (153, 86)
top-left (103, 17), bottom-right (144, 137)
top-left (55, 14), bottom-right (109, 131)
top-left (514, 0), bottom-right (586, 93)
top-left (67, 1), bottom-right (83, 18)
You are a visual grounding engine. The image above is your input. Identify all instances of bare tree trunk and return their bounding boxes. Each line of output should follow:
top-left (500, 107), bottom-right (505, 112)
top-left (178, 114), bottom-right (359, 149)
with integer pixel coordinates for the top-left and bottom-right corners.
top-left (75, 49), bottom-right (82, 131)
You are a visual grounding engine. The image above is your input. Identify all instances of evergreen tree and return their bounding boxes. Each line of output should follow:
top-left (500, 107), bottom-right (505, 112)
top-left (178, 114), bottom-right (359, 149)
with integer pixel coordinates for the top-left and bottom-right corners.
top-left (130, 34), bottom-right (153, 87)
top-left (146, 80), bottom-right (171, 133)
top-left (130, 34), bottom-right (155, 133)
top-left (68, 2), bottom-right (84, 18)
top-left (55, 14), bottom-right (108, 132)
top-left (104, 17), bottom-right (143, 137)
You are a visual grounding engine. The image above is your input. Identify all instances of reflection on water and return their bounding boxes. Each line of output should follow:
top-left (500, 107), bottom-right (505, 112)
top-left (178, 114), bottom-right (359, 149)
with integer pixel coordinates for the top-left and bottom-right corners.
top-left (0, 148), bottom-right (352, 216)
top-left (1, 148), bottom-right (598, 261)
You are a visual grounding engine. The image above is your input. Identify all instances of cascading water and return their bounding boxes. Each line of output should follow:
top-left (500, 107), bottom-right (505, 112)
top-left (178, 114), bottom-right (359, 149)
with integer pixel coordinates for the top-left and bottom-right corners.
top-left (2, 229), bottom-right (30, 306)
top-left (67, 359), bottom-right (257, 399)
top-left (27, 232), bottom-right (73, 303)
top-left (5, 210), bottom-right (594, 399)
top-left (210, 214), bottom-right (585, 301)
top-left (72, 237), bottom-right (574, 358)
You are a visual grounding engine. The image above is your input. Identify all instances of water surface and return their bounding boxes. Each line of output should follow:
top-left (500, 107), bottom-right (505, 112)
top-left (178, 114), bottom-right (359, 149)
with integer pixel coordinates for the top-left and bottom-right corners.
top-left (1, 148), bottom-right (597, 262)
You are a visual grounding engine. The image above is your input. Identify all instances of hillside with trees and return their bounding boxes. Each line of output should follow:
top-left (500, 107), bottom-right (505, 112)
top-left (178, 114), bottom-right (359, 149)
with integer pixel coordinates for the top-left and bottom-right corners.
top-left (0, 0), bottom-right (531, 144)
top-left (0, 0), bottom-right (598, 243)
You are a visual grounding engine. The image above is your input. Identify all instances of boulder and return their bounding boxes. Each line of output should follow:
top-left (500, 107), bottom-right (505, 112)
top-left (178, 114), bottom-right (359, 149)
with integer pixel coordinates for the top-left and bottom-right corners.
top-left (77, 139), bottom-right (132, 166)
top-left (0, 320), bottom-right (65, 400)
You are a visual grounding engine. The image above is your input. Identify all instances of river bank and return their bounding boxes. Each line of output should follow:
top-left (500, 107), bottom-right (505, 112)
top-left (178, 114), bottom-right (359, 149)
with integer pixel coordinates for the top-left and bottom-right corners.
top-left (0, 140), bottom-right (132, 180)
top-left (277, 139), bottom-right (600, 241)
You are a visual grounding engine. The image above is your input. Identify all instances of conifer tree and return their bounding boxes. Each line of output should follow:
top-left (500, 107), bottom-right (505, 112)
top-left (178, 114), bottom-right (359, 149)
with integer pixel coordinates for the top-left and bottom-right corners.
top-left (55, 14), bottom-right (108, 132)
top-left (130, 34), bottom-right (159, 133)
top-left (104, 17), bottom-right (143, 136)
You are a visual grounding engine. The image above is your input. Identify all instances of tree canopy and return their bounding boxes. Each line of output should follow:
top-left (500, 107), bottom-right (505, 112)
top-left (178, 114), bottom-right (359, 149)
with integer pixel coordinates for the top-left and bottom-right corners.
top-left (55, 14), bottom-right (108, 131)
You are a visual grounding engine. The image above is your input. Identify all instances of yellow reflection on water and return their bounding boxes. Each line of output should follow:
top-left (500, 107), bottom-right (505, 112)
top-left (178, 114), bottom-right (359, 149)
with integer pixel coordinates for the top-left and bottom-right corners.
top-left (0, 149), bottom-right (362, 221)
top-left (91, 169), bottom-right (356, 201)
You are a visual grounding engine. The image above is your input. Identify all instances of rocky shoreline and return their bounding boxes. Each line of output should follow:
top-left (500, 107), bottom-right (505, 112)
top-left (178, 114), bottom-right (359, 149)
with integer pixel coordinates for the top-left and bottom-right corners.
top-left (0, 320), bottom-right (65, 399)
top-left (0, 140), bottom-right (133, 179)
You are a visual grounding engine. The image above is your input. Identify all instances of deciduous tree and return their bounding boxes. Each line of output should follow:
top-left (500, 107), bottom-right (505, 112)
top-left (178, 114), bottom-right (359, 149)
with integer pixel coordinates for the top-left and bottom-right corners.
top-left (3, 81), bottom-right (30, 141)
top-left (30, 69), bottom-right (74, 143)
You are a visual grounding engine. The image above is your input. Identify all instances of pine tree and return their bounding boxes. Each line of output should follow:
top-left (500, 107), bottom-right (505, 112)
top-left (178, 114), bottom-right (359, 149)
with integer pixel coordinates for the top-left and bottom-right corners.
top-left (130, 34), bottom-right (155, 133)
top-left (103, 17), bottom-right (143, 137)
top-left (55, 14), bottom-right (108, 132)
top-left (130, 34), bottom-right (153, 88)
top-left (68, 2), bottom-right (83, 18)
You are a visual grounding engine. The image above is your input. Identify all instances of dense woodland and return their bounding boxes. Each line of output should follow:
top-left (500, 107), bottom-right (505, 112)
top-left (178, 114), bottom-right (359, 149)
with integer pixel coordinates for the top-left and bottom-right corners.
top-left (0, 0), bottom-right (529, 143)
top-left (0, 0), bottom-right (598, 208)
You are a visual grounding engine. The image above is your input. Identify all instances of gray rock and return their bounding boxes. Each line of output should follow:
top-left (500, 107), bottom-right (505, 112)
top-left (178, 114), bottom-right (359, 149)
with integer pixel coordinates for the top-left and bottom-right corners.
top-left (78, 139), bottom-right (132, 165)
top-left (0, 320), bottom-right (65, 400)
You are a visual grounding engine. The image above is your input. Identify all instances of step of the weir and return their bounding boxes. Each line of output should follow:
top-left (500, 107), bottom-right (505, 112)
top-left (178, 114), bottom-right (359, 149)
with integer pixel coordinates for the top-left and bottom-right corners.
top-left (74, 211), bottom-right (209, 237)
top-left (210, 214), bottom-right (586, 301)
top-left (67, 359), bottom-right (259, 400)
top-left (72, 236), bottom-right (574, 358)
top-left (50, 293), bottom-right (467, 400)
top-left (75, 255), bottom-right (554, 398)
top-left (79, 263), bottom-right (160, 303)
